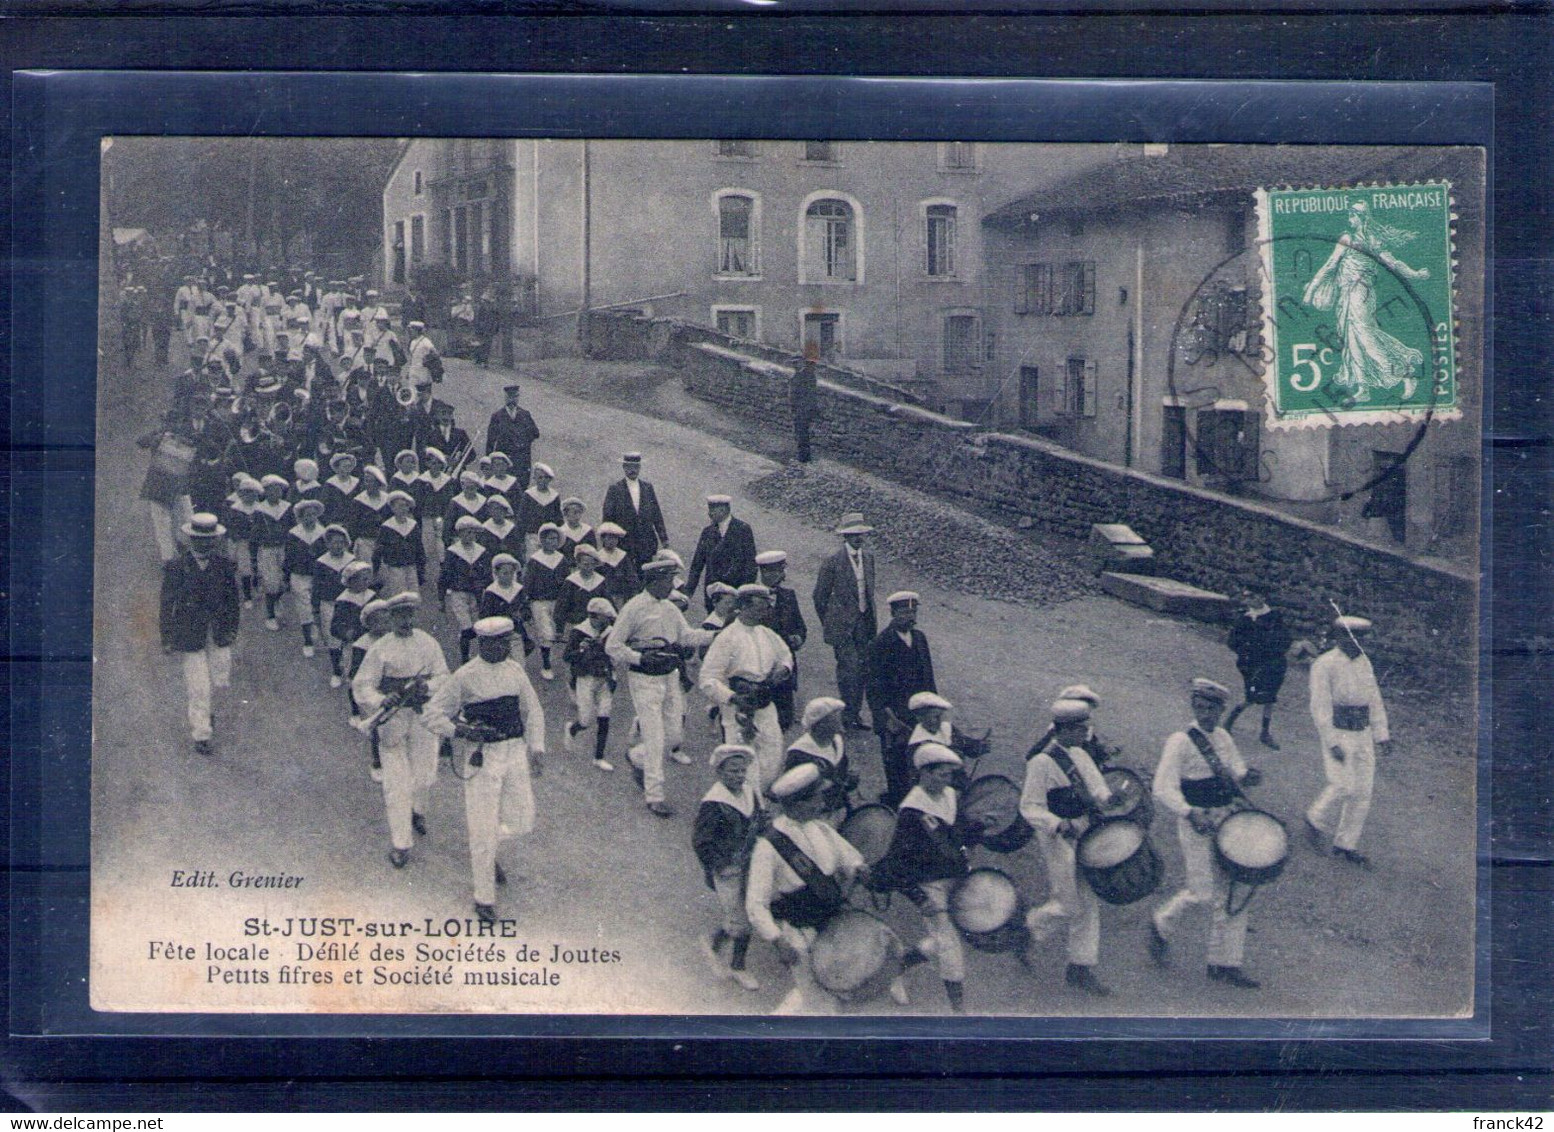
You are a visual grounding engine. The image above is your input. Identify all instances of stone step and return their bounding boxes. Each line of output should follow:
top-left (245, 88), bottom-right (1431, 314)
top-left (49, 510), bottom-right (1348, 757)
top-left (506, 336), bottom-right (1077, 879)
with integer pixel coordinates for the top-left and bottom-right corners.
top-left (1100, 571), bottom-right (1234, 622)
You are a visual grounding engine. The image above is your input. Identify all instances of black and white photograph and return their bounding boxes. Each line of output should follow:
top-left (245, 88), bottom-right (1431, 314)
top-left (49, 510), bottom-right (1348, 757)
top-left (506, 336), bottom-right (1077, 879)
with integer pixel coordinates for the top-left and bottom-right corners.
top-left (91, 136), bottom-right (1483, 1019)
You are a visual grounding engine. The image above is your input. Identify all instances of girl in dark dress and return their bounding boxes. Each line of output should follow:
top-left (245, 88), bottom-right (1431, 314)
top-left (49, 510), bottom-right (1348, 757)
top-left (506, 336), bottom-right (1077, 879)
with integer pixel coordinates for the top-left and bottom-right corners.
top-left (1224, 589), bottom-right (1294, 749)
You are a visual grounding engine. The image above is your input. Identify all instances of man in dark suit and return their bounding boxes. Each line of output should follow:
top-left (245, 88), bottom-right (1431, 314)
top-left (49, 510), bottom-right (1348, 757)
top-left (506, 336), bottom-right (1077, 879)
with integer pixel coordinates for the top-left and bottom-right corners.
top-left (810, 512), bottom-right (877, 732)
top-left (485, 383), bottom-right (541, 487)
top-left (754, 549), bottom-right (808, 731)
top-left (683, 495), bottom-right (758, 612)
top-left (423, 402), bottom-right (472, 472)
top-left (601, 452), bottom-right (669, 567)
top-left (160, 513), bottom-right (243, 757)
top-left (865, 591), bottom-right (937, 806)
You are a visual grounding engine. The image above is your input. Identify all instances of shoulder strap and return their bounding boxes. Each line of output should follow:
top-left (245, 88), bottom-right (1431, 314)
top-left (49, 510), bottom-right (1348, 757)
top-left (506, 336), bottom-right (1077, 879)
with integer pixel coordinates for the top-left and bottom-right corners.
top-left (1045, 742), bottom-right (1102, 813)
top-left (1185, 727), bottom-right (1243, 797)
top-left (766, 829), bottom-right (845, 905)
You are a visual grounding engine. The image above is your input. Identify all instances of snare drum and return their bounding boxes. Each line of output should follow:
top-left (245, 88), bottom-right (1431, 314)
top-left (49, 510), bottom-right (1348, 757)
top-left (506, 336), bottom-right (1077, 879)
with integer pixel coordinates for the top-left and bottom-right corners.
top-left (1077, 818), bottom-right (1163, 905)
top-left (949, 867), bottom-right (1032, 954)
top-left (1213, 808), bottom-right (1290, 888)
top-left (839, 804), bottom-right (897, 870)
top-left (962, 774), bottom-right (1034, 853)
top-left (1099, 767), bottom-right (1154, 829)
top-left (809, 909), bottom-right (905, 1005)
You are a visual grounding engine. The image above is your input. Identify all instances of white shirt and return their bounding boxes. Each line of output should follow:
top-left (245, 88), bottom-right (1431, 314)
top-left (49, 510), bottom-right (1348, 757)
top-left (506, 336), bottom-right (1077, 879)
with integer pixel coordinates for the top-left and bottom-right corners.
top-left (606, 590), bottom-right (713, 668)
top-left (699, 619), bottom-right (793, 706)
top-left (421, 654), bottom-right (546, 754)
top-left (1309, 647), bottom-right (1390, 745)
top-left (745, 815), bottom-right (864, 943)
top-left (625, 477), bottom-right (641, 510)
top-left (352, 629), bottom-right (450, 714)
top-left (848, 548), bottom-right (867, 612)
top-left (1153, 726), bottom-right (1248, 818)
top-left (1020, 742), bottom-right (1113, 834)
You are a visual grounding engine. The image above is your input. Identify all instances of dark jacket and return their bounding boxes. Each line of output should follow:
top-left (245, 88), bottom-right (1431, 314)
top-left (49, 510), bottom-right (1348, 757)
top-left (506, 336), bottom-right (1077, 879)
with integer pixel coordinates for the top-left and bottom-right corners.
top-left (873, 794), bottom-right (973, 891)
top-left (160, 550), bottom-right (241, 653)
top-left (684, 517), bottom-right (758, 601)
top-left (864, 626), bottom-right (936, 726)
top-left (601, 478), bottom-right (669, 566)
top-left (485, 405), bottom-right (541, 465)
top-left (757, 585), bottom-right (808, 652)
top-left (812, 546), bottom-right (877, 646)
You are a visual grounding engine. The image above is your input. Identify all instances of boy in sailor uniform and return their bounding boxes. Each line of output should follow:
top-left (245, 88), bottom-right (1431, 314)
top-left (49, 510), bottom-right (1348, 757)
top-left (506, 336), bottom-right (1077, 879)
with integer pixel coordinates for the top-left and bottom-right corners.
top-left (594, 522), bottom-right (639, 609)
top-left (562, 597), bottom-right (619, 772)
top-left (349, 465), bottom-right (391, 571)
top-left (520, 463), bottom-right (562, 555)
top-left (482, 451), bottom-right (520, 512)
top-left (416, 447), bottom-right (455, 565)
top-left (554, 542), bottom-right (609, 633)
top-left (440, 516), bottom-right (493, 663)
top-left (321, 451), bottom-right (362, 529)
top-left (282, 497), bottom-right (329, 656)
top-left (1020, 698), bottom-right (1117, 997)
top-left (223, 474), bottom-right (262, 607)
top-left (522, 523), bottom-right (569, 680)
top-left (556, 496), bottom-right (596, 566)
top-left (443, 470), bottom-right (488, 548)
top-left (700, 584), bottom-right (794, 792)
top-left (1149, 678), bottom-right (1263, 989)
top-left (375, 490), bottom-right (426, 600)
top-left (389, 449), bottom-right (423, 511)
top-left (292, 458), bottom-right (325, 510)
top-left (315, 547), bottom-right (365, 688)
top-left (478, 554), bottom-right (534, 658)
top-left (782, 696), bottom-right (855, 818)
top-left (251, 474), bottom-right (293, 631)
top-left (694, 744), bottom-right (766, 992)
top-left (480, 494), bottom-right (525, 562)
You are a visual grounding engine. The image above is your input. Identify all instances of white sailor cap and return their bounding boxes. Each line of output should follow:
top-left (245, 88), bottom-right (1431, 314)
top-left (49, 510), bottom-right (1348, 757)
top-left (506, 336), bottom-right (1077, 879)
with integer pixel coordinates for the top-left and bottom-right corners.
top-left (455, 515), bottom-right (484, 532)
top-left (572, 542), bottom-right (600, 560)
top-left (769, 763), bottom-right (823, 801)
top-left (488, 451), bottom-right (511, 465)
top-left (294, 497), bottom-right (326, 516)
top-left (181, 512), bottom-right (226, 539)
top-left (641, 554), bottom-right (679, 575)
top-left (323, 521), bottom-right (351, 538)
top-left (360, 466), bottom-right (387, 485)
top-left (385, 490), bottom-right (415, 506)
top-left (474, 616), bottom-right (515, 638)
top-left (596, 522), bottom-right (626, 538)
top-left (1057, 684), bottom-right (1101, 706)
top-left (706, 581), bottom-right (737, 600)
top-left (531, 462), bottom-right (555, 478)
top-left (408, 320), bottom-right (425, 331)
top-left (886, 591), bottom-right (920, 608)
top-left (383, 591), bottom-right (421, 611)
top-left (365, 288), bottom-right (380, 297)
top-left (913, 741), bottom-right (963, 770)
top-left (706, 493), bottom-right (733, 506)
top-left (342, 560), bottom-right (373, 581)
top-left (710, 743), bottom-right (755, 769)
top-left (236, 474), bottom-right (263, 492)
top-left (561, 496), bottom-right (585, 510)
top-left (422, 447), bottom-right (447, 464)
top-left (801, 696), bottom-right (847, 731)
top-left (1051, 698), bottom-right (1093, 723)
top-left (755, 550), bottom-right (788, 567)
top-left (394, 449), bottom-right (419, 465)
top-left (484, 494), bottom-right (513, 512)
top-left (329, 451), bottom-right (357, 470)
top-left (459, 470), bottom-right (483, 486)
top-left (260, 473), bottom-right (289, 489)
top-left (1189, 678), bottom-right (1233, 704)
top-left (537, 522), bottom-right (563, 538)
top-left (908, 692), bottom-right (953, 713)
top-left (360, 598), bottom-right (390, 621)
top-left (586, 597), bottom-right (617, 618)
top-left (293, 458), bottom-right (319, 479)
top-left (621, 451), bottom-right (643, 463)
top-left (491, 553), bottom-right (520, 569)
top-left (731, 583), bottom-right (769, 604)
top-left (1334, 615), bottom-right (1373, 634)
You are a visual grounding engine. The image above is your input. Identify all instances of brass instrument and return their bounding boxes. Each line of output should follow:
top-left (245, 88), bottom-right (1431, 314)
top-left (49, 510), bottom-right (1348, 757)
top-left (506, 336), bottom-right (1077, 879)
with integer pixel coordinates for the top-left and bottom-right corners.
top-left (394, 384), bottom-right (417, 408)
top-left (350, 671), bottom-right (432, 735)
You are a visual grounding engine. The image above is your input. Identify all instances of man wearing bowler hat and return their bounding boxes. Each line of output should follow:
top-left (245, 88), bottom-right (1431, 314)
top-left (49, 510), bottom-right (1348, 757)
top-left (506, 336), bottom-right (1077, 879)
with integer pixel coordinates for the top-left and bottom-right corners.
top-left (811, 512), bottom-right (878, 732)
top-left (160, 513), bottom-right (242, 757)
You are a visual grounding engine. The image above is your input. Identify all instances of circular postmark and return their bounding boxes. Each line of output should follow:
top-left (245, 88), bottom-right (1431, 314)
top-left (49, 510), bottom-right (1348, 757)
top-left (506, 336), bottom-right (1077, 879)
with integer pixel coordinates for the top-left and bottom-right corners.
top-left (1167, 229), bottom-right (1451, 507)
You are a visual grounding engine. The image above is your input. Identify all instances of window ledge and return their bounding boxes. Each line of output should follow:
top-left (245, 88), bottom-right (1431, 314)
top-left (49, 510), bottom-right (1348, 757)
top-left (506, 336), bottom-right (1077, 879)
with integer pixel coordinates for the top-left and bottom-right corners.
top-left (937, 167), bottom-right (982, 175)
top-left (713, 155), bottom-right (760, 164)
top-left (798, 278), bottom-right (863, 287)
top-left (918, 275), bottom-right (966, 284)
top-left (797, 160), bottom-right (842, 168)
top-left (713, 273), bottom-right (764, 282)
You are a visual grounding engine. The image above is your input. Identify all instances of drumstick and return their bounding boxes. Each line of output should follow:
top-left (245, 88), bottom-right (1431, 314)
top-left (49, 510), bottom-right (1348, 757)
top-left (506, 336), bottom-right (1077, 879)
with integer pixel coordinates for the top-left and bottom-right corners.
top-left (1329, 598), bottom-right (1368, 657)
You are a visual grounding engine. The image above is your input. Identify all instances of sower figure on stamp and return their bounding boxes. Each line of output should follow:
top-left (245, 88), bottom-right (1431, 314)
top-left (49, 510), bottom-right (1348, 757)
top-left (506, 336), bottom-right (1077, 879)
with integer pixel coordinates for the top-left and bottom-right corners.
top-left (700, 584), bottom-right (795, 793)
top-left (811, 512), bottom-right (877, 733)
top-left (1224, 589), bottom-right (1294, 751)
top-left (160, 513), bottom-right (242, 758)
top-left (1305, 614), bottom-right (1390, 870)
top-left (754, 550), bottom-right (807, 733)
top-left (865, 591), bottom-right (937, 808)
top-left (1019, 698), bottom-right (1116, 997)
top-left (1148, 678), bottom-right (1265, 989)
top-left (352, 591), bottom-right (450, 869)
top-left (423, 615), bottom-right (546, 925)
top-left (693, 743), bottom-right (767, 992)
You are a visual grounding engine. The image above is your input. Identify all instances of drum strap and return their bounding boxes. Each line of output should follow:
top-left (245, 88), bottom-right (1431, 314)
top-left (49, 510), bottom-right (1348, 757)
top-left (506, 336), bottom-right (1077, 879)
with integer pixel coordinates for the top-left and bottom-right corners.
top-left (1046, 743), bottom-right (1104, 816)
top-left (765, 830), bottom-right (846, 928)
top-left (1185, 728), bottom-right (1244, 803)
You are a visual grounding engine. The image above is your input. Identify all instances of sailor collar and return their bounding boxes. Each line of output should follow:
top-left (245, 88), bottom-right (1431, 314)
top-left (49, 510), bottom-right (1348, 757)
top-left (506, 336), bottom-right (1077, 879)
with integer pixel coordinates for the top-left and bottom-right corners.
top-left (447, 541), bottom-right (488, 565)
top-left (899, 784), bottom-right (957, 825)
top-left (485, 579), bottom-right (524, 601)
top-left (354, 491), bottom-right (389, 509)
top-left (524, 486), bottom-right (559, 506)
top-left (382, 514), bottom-right (417, 537)
top-left (529, 549), bottom-right (564, 569)
top-left (483, 518), bottom-right (516, 535)
top-left (317, 549), bottom-right (355, 570)
top-left (420, 472), bottom-right (451, 490)
top-left (704, 779), bottom-right (758, 819)
top-left (254, 499), bottom-right (291, 520)
top-left (566, 570), bottom-right (604, 589)
top-left (289, 522), bottom-right (327, 542)
top-left (453, 492), bottom-right (487, 511)
top-left (326, 474), bottom-right (360, 494)
top-left (788, 732), bottom-right (843, 767)
top-left (562, 522), bottom-right (594, 540)
top-left (485, 474), bottom-right (517, 491)
top-left (595, 547), bottom-right (627, 567)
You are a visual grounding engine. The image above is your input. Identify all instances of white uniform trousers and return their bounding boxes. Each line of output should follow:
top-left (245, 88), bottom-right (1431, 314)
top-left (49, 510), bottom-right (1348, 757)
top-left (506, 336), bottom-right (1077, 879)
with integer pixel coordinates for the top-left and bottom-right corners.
top-left (624, 670), bottom-right (678, 804)
top-left (379, 565), bottom-right (420, 604)
top-left (912, 877), bottom-right (966, 982)
top-left (288, 573), bottom-right (315, 625)
top-left (318, 600), bottom-right (341, 647)
top-left (718, 701), bottom-right (784, 792)
top-left (181, 644), bottom-right (232, 741)
top-left (422, 520), bottom-right (445, 567)
top-left (1026, 827), bottom-right (1101, 966)
top-left (529, 599), bottom-right (557, 648)
top-left (1306, 730), bottom-right (1376, 851)
top-left (463, 737), bottom-right (536, 906)
top-left (377, 710), bottom-right (439, 851)
top-left (1153, 815), bottom-right (1248, 968)
top-left (573, 674), bottom-right (613, 729)
top-left (148, 495), bottom-right (193, 563)
top-left (354, 538), bottom-right (378, 573)
top-left (228, 538), bottom-right (254, 583)
top-left (773, 923), bottom-right (841, 1016)
top-left (445, 590), bottom-right (478, 632)
top-left (256, 546), bottom-right (286, 596)
top-left (712, 867), bottom-right (751, 937)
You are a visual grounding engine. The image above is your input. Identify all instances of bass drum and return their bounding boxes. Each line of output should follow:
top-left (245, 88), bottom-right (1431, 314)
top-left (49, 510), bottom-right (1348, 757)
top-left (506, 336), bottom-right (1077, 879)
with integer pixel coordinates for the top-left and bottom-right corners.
top-left (809, 909), bottom-right (905, 1005)
top-left (839, 804), bottom-right (897, 870)
top-left (1076, 818), bottom-right (1162, 906)
top-left (949, 867), bottom-right (1032, 954)
top-left (962, 774), bottom-right (1034, 853)
top-left (1214, 808), bottom-right (1290, 888)
top-left (1099, 767), bottom-right (1154, 829)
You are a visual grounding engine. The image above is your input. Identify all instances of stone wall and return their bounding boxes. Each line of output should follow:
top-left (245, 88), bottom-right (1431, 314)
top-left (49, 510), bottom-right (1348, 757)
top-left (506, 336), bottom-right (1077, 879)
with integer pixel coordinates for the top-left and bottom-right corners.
top-left (586, 311), bottom-right (1475, 682)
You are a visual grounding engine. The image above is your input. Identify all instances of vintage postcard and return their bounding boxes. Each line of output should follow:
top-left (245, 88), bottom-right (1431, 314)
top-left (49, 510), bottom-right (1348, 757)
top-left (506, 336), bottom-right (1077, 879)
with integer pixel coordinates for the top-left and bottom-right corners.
top-left (92, 138), bottom-right (1483, 1018)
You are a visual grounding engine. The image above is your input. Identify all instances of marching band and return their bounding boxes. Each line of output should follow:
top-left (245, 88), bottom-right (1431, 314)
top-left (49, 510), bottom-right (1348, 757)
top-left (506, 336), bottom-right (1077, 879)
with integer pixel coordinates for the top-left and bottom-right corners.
top-left (146, 263), bottom-right (1394, 1015)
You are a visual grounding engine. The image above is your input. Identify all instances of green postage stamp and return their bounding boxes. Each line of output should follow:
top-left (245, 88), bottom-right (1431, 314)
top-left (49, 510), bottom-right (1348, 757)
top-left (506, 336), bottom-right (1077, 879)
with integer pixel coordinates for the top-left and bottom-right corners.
top-left (1255, 182), bottom-right (1458, 428)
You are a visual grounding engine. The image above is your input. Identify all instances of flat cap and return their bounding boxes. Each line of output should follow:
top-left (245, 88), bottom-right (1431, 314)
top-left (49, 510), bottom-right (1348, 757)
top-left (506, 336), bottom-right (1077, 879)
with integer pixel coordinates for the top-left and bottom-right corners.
top-left (755, 550), bottom-right (788, 567)
top-left (908, 692), bottom-right (953, 713)
top-left (913, 742), bottom-right (963, 770)
top-left (473, 616), bottom-right (515, 638)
